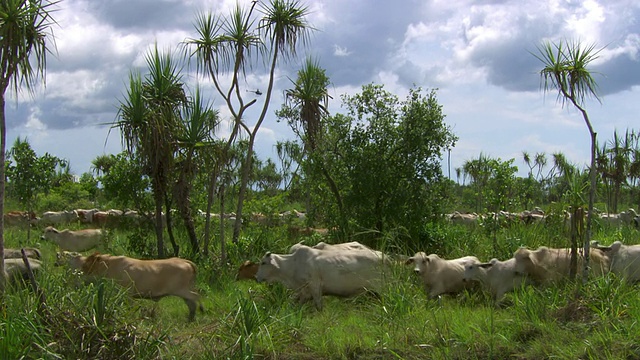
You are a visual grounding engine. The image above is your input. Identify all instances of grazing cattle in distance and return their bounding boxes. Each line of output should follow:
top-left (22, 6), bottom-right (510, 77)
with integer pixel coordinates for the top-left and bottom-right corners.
top-left (76, 209), bottom-right (99, 224)
top-left (463, 258), bottom-right (531, 302)
top-left (405, 252), bottom-right (480, 298)
top-left (512, 246), bottom-right (610, 284)
top-left (447, 211), bottom-right (479, 226)
top-left (591, 241), bottom-right (640, 282)
top-left (40, 210), bottom-right (79, 226)
top-left (4, 258), bottom-right (42, 283)
top-left (236, 260), bottom-right (259, 281)
top-left (4, 247), bottom-right (41, 260)
top-left (58, 252), bottom-right (204, 321)
top-left (255, 244), bottom-right (389, 310)
top-left (42, 226), bottom-right (104, 252)
top-left (287, 226), bottom-right (329, 238)
top-left (4, 211), bottom-right (39, 227)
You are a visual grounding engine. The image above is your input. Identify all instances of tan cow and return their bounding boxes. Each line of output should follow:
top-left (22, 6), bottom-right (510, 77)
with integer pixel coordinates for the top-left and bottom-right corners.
top-left (463, 258), bottom-right (531, 302)
top-left (42, 226), bottom-right (104, 252)
top-left (4, 211), bottom-right (38, 227)
top-left (405, 252), bottom-right (480, 298)
top-left (58, 252), bottom-right (204, 321)
top-left (512, 246), bottom-right (610, 284)
top-left (236, 260), bottom-right (259, 281)
top-left (4, 247), bottom-right (41, 260)
top-left (255, 244), bottom-right (390, 310)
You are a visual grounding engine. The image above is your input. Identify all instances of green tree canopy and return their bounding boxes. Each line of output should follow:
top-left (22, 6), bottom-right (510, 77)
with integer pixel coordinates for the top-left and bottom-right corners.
top-left (313, 84), bottom-right (457, 243)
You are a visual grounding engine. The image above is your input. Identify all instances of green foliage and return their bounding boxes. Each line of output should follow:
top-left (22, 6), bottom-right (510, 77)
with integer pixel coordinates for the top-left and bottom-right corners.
top-left (6, 137), bottom-right (64, 211)
top-left (125, 225), bottom-right (158, 260)
top-left (459, 153), bottom-right (519, 213)
top-left (310, 84), bottom-right (456, 241)
top-left (99, 152), bottom-right (152, 211)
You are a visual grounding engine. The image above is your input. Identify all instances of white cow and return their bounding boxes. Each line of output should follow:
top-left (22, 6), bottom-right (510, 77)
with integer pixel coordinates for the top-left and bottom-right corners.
top-left (40, 210), bottom-right (79, 225)
top-left (42, 226), bottom-right (104, 252)
top-left (4, 258), bottom-right (42, 283)
top-left (289, 241), bottom-right (377, 254)
top-left (4, 247), bottom-right (41, 260)
top-left (512, 246), bottom-right (610, 284)
top-left (405, 252), bottom-right (480, 298)
top-left (255, 244), bottom-right (389, 310)
top-left (463, 258), bottom-right (530, 302)
top-left (448, 211), bottom-right (479, 226)
top-left (591, 241), bottom-right (640, 282)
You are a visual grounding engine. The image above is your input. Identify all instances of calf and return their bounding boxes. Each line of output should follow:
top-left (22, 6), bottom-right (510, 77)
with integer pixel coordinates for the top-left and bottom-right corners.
top-left (255, 244), bottom-right (389, 310)
top-left (463, 258), bottom-right (530, 302)
top-left (58, 252), bottom-right (204, 321)
top-left (405, 252), bottom-right (480, 298)
top-left (236, 260), bottom-right (259, 281)
top-left (512, 246), bottom-right (610, 284)
top-left (42, 226), bottom-right (104, 252)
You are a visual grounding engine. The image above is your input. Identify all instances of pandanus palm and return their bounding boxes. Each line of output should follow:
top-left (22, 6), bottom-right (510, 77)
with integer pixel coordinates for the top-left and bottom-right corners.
top-left (173, 87), bottom-right (219, 256)
top-left (115, 46), bottom-right (186, 258)
top-left (185, 0), bottom-right (312, 244)
top-left (534, 39), bottom-right (603, 283)
top-left (0, 0), bottom-right (57, 291)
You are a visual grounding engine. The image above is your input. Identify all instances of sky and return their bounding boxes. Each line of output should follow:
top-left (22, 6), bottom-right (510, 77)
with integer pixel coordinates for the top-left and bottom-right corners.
top-left (6, 0), bottom-right (640, 182)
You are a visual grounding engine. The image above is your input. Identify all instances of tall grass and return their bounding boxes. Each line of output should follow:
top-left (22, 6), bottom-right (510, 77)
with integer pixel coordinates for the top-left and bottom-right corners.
top-left (5, 219), bottom-right (640, 358)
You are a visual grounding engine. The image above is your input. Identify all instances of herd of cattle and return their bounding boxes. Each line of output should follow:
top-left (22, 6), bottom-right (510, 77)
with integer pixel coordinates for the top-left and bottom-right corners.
top-left (3, 208), bottom-right (311, 229)
top-left (2, 205), bottom-right (640, 322)
top-left (447, 207), bottom-right (640, 228)
top-left (236, 239), bottom-right (640, 311)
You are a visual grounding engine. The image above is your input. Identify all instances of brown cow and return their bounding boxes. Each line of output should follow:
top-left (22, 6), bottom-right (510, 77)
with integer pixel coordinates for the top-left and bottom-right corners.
top-left (236, 260), bottom-right (259, 281)
top-left (58, 252), bottom-right (204, 321)
top-left (4, 210), bottom-right (38, 227)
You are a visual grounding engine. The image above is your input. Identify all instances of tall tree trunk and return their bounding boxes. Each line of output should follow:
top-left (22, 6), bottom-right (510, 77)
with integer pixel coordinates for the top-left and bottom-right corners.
top-left (174, 164), bottom-right (199, 256)
top-left (164, 195), bottom-right (179, 257)
top-left (204, 160), bottom-right (223, 257)
top-left (233, 138), bottom-right (254, 243)
top-left (153, 186), bottom-right (165, 258)
top-left (0, 96), bottom-right (6, 294)
top-left (569, 207), bottom-right (584, 280)
top-left (583, 130), bottom-right (597, 284)
top-left (219, 181), bottom-right (226, 265)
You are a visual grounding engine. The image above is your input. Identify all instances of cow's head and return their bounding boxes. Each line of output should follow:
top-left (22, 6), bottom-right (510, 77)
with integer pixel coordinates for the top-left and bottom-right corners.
top-left (236, 260), bottom-right (259, 281)
top-left (405, 252), bottom-right (430, 275)
top-left (255, 252), bottom-right (279, 283)
top-left (463, 258), bottom-right (495, 282)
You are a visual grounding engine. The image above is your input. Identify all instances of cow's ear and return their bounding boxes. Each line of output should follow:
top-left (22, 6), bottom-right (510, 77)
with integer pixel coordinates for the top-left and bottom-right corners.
top-left (405, 258), bottom-right (414, 265)
top-left (479, 262), bottom-right (493, 268)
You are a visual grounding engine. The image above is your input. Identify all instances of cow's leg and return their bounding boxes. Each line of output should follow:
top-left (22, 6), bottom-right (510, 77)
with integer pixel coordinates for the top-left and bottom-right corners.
top-left (190, 290), bottom-right (204, 312)
top-left (184, 298), bottom-right (197, 322)
top-left (309, 283), bottom-right (323, 310)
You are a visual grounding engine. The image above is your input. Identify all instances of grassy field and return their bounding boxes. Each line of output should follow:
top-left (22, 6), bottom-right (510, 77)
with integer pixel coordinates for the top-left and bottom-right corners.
top-left (2, 220), bottom-right (640, 359)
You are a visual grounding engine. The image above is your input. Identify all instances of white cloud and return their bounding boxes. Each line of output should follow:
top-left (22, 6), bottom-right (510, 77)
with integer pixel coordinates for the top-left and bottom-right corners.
top-left (333, 45), bottom-right (351, 57)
